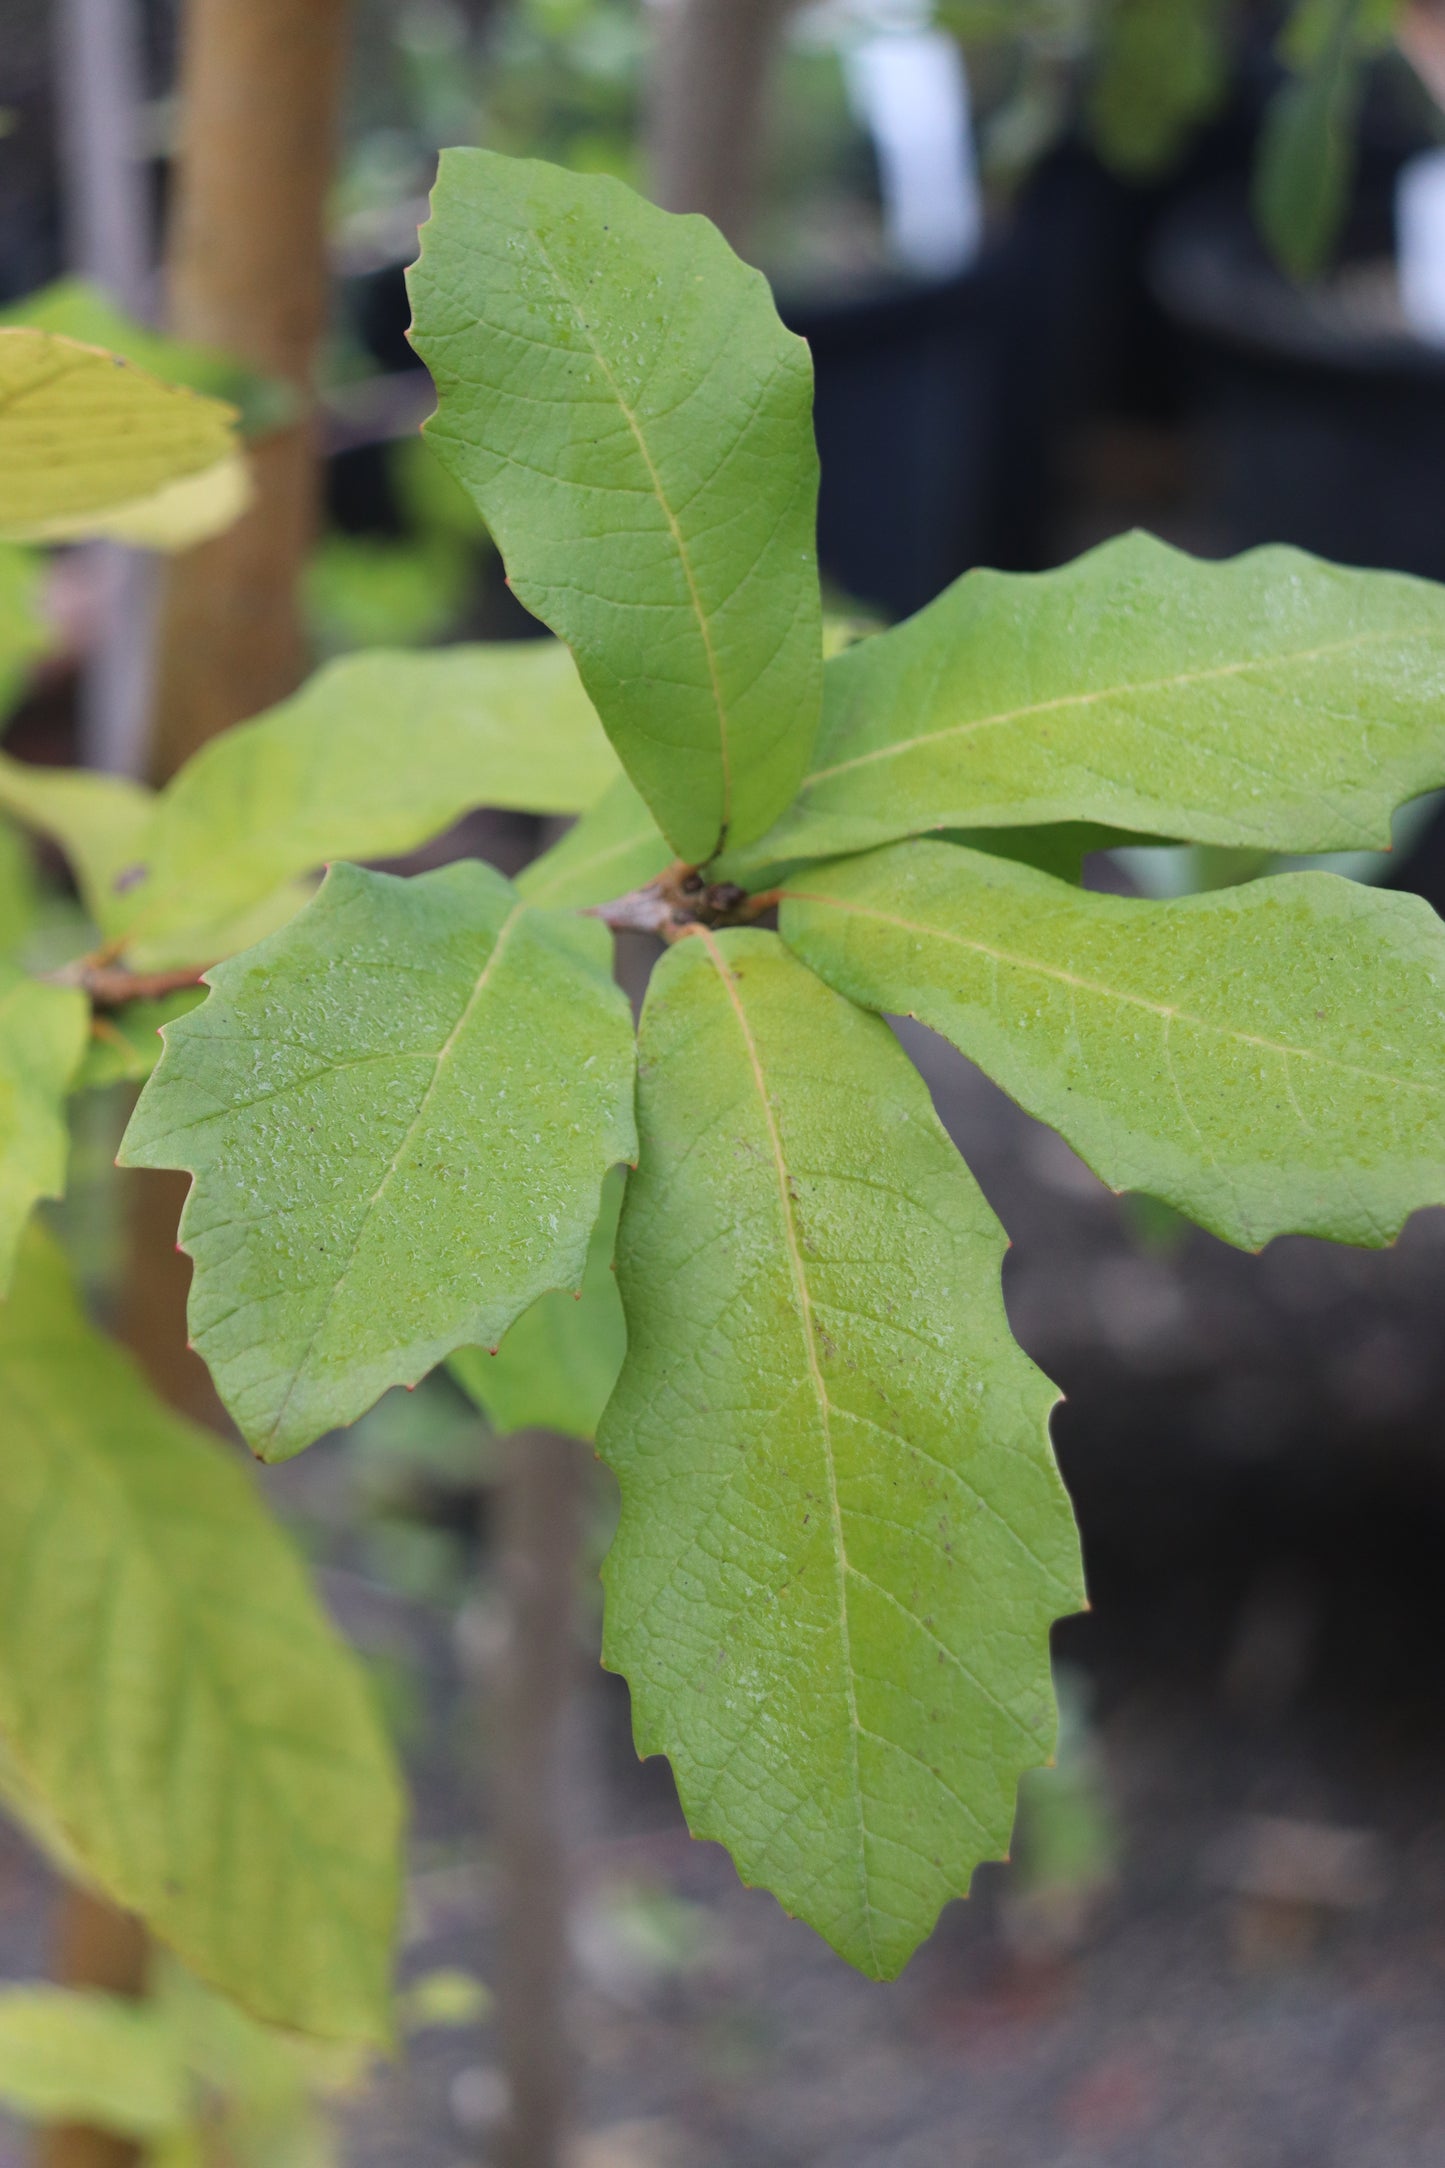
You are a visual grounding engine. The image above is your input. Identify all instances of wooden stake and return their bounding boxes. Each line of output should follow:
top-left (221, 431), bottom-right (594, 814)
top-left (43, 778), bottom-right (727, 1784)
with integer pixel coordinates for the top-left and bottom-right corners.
top-left (646, 0), bottom-right (797, 249)
top-left (148, 0), bottom-right (349, 779)
top-left (492, 1431), bottom-right (585, 2168)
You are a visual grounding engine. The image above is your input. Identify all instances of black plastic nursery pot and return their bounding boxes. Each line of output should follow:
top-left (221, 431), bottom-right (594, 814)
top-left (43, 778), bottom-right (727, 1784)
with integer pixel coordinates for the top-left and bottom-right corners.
top-left (1151, 177), bottom-right (1445, 582)
top-left (776, 247), bottom-right (1019, 622)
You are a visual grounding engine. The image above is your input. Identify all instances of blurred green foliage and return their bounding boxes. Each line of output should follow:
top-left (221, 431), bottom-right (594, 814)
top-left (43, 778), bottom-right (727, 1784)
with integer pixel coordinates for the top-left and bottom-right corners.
top-left (0, 279), bottom-right (293, 435)
top-left (335, 0), bottom-right (1419, 288)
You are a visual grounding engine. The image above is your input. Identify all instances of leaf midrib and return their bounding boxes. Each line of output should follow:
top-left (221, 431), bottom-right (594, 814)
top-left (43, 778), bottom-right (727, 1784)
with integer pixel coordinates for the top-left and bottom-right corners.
top-left (692, 927), bottom-right (878, 1968)
top-left (519, 218), bottom-right (732, 853)
top-left (805, 629), bottom-right (1405, 790)
top-left (260, 901), bottom-right (525, 1449)
top-left (786, 886), bottom-right (1443, 1101)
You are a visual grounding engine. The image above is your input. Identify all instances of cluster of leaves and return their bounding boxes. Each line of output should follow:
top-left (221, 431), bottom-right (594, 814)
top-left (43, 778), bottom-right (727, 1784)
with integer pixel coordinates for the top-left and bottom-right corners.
top-left (4, 145), bottom-right (1445, 2033)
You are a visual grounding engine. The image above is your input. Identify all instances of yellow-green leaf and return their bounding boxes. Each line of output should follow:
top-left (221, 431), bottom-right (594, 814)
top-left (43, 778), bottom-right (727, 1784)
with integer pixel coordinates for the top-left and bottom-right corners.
top-left (0, 1232), bottom-right (404, 2041)
top-left (0, 750), bottom-right (155, 932)
top-left (0, 277), bottom-right (293, 434)
top-left (0, 1989), bottom-right (187, 2140)
top-left (721, 533), bottom-right (1445, 877)
top-left (107, 642), bottom-right (621, 965)
top-left (0, 328), bottom-right (244, 550)
top-left (0, 962), bottom-right (88, 1289)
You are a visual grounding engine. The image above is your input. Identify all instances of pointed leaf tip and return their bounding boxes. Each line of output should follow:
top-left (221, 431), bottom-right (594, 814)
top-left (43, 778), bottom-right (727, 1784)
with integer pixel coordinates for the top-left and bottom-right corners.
top-left (409, 150), bottom-right (823, 861)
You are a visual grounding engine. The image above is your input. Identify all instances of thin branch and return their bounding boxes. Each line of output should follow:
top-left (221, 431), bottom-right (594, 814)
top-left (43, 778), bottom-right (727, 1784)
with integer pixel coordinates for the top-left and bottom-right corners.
top-left (588, 869), bottom-right (775, 939)
top-left (586, 884), bottom-right (688, 938)
top-left (45, 961), bottom-right (208, 1009)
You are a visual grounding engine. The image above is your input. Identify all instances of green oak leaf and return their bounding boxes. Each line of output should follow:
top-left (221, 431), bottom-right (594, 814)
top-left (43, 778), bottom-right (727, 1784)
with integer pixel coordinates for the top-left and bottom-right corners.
top-left (0, 1989), bottom-right (186, 2141)
top-left (599, 929), bottom-right (1082, 1978)
top-left (0, 1230), bottom-right (403, 2041)
top-left (0, 963), bottom-right (88, 1289)
top-left (111, 642), bottom-right (621, 965)
top-left (719, 533), bottom-right (1445, 878)
top-left (0, 816), bottom-right (38, 955)
top-left (0, 751), bottom-right (155, 935)
top-left (120, 859), bottom-right (637, 1460)
top-left (408, 150), bottom-right (823, 864)
top-left (781, 840), bottom-right (1445, 1252)
top-left (518, 774), bottom-right (673, 910)
top-left (449, 1165), bottom-right (626, 1442)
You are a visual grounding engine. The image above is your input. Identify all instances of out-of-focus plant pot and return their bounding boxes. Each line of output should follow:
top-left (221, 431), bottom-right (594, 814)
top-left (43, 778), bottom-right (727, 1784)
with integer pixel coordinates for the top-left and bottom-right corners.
top-left (341, 244), bottom-right (1028, 623)
top-left (777, 248), bottom-right (1019, 621)
top-left (1151, 177), bottom-right (1445, 581)
top-left (1152, 174), bottom-right (1445, 911)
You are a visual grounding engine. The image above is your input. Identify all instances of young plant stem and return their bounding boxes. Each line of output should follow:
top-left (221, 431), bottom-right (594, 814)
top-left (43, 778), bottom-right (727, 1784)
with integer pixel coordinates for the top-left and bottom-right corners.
top-left (37, 1893), bottom-right (148, 2168)
top-left (589, 868), bottom-right (777, 939)
top-left (148, 0), bottom-right (349, 779)
top-left (45, 961), bottom-right (207, 1008)
top-left (646, 0), bottom-right (798, 248)
top-left (491, 1430), bottom-right (585, 2168)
